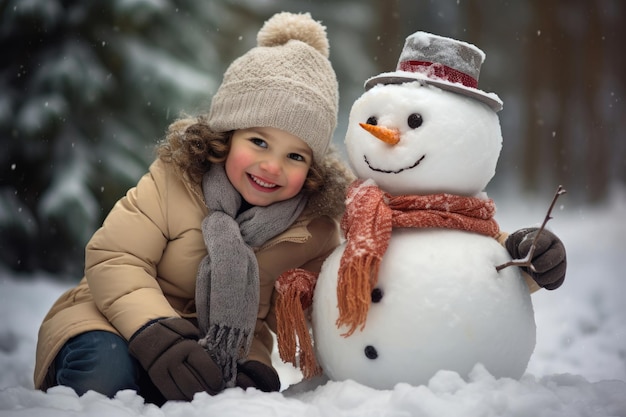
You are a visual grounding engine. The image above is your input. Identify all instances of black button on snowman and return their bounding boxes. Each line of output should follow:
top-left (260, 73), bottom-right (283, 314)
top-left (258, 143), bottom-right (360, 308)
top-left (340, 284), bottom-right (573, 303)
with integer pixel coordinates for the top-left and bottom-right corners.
top-left (281, 31), bottom-right (536, 390)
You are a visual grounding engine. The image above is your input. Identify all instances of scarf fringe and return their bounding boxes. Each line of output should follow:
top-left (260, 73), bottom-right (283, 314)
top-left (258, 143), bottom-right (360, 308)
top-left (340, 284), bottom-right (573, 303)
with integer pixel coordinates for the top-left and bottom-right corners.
top-left (199, 324), bottom-right (250, 388)
top-left (336, 254), bottom-right (381, 336)
top-left (274, 269), bottom-right (321, 379)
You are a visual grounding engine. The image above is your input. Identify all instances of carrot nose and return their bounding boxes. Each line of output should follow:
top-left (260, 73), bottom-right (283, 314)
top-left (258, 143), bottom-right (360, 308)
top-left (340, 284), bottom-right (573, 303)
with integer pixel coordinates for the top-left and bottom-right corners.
top-left (359, 123), bottom-right (400, 145)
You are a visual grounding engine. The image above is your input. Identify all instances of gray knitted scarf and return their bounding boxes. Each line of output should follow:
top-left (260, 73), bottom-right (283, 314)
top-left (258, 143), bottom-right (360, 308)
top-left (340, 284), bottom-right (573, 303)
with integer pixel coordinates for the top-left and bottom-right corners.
top-left (196, 163), bottom-right (307, 387)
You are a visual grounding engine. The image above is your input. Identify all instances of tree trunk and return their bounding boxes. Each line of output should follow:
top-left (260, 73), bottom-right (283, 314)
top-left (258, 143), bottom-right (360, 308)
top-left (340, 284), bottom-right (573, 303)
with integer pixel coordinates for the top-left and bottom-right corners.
top-left (373, 0), bottom-right (403, 74)
top-left (583, 0), bottom-right (608, 202)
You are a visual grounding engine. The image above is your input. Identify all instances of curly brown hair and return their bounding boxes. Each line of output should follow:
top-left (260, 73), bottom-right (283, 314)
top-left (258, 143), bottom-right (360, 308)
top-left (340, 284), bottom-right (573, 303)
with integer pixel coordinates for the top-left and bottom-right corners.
top-left (156, 115), bottom-right (325, 195)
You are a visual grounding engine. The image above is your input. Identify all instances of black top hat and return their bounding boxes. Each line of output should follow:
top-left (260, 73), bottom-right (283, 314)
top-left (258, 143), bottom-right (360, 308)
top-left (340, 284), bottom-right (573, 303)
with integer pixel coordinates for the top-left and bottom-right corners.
top-left (365, 31), bottom-right (503, 112)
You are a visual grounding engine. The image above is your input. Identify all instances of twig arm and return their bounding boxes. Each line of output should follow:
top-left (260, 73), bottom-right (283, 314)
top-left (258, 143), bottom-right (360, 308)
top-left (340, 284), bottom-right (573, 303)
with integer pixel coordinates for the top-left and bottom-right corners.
top-left (496, 185), bottom-right (567, 272)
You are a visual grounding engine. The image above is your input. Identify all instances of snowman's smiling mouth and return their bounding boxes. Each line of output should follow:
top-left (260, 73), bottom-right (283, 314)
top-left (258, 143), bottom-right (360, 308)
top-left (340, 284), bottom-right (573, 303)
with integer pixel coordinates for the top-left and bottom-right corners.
top-left (364, 154), bottom-right (425, 174)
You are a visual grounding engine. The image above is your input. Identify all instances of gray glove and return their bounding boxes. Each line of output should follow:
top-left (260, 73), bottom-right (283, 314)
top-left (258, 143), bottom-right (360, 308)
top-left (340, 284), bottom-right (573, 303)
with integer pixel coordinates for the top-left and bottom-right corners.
top-left (235, 360), bottom-right (280, 392)
top-left (505, 227), bottom-right (567, 290)
top-left (128, 318), bottom-right (224, 401)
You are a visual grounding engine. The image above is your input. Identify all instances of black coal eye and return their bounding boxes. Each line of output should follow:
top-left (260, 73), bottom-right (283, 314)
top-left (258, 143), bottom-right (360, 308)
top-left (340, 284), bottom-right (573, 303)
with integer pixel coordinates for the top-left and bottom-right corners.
top-left (366, 116), bottom-right (378, 126)
top-left (408, 113), bottom-right (423, 129)
top-left (371, 288), bottom-right (383, 303)
top-left (364, 345), bottom-right (378, 359)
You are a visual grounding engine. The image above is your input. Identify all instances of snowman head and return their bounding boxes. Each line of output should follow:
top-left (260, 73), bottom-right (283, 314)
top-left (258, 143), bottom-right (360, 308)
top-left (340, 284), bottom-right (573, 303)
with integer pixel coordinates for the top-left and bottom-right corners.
top-left (345, 81), bottom-right (502, 196)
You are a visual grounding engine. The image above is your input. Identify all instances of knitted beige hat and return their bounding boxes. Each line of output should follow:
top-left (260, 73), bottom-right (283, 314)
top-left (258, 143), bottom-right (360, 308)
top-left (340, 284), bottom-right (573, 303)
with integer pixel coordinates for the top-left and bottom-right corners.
top-left (207, 12), bottom-right (339, 162)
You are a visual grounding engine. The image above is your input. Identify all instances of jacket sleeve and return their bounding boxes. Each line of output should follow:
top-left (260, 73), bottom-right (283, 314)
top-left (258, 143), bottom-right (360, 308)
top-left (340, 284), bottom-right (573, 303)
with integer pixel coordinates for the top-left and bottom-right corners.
top-left (85, 161), bottom-right (180, 340)
top-left (247, 215), bottom-right (341, 366)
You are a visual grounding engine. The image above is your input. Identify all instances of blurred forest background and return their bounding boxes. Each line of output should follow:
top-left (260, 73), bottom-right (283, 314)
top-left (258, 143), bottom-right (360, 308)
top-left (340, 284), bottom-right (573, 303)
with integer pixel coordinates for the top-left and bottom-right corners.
top-left (0, 0), bottom-right (624, 279)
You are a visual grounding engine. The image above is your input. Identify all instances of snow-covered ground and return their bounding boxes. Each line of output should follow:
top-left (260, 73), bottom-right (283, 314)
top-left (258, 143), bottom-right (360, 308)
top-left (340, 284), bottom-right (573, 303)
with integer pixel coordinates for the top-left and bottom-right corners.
top-left (1, 188), bottom-right (625, 416)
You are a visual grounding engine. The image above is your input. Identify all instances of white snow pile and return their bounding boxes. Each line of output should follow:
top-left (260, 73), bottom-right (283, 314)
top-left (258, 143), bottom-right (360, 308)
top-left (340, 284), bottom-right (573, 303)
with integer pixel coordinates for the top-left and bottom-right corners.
top-left (1, 189), bottom-right (625, 416)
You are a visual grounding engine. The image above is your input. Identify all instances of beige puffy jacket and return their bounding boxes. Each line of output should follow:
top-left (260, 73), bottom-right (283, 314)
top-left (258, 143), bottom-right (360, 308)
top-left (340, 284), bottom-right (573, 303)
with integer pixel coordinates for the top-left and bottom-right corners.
top-left (35, 156), bottom-right (353, 390)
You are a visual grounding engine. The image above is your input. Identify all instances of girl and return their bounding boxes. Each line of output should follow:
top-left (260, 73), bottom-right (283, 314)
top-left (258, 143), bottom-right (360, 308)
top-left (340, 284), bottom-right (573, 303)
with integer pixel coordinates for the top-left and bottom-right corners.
top-left (34, 12), bottom-right (353, 405)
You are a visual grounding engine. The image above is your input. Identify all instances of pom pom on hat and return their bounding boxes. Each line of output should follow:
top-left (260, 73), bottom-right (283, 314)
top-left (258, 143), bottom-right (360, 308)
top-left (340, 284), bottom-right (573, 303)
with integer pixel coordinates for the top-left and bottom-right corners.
top-left (208, 12), bottom-right (338, 162)
top-left (257, 12), bottom-right (329, 58)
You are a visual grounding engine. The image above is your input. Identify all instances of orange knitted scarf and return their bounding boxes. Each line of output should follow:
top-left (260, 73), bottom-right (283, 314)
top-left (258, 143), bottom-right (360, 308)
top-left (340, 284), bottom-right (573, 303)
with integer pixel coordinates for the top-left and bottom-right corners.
top-left (275, 179), bottom-right (499, 378)
top-left (336, 179), bottom-right (500, 336)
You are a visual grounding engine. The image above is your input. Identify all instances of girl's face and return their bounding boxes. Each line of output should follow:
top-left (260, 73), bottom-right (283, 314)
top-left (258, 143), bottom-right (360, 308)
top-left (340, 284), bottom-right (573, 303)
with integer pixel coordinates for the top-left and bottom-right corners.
top-left (225, 127), bottom-right (313, 206)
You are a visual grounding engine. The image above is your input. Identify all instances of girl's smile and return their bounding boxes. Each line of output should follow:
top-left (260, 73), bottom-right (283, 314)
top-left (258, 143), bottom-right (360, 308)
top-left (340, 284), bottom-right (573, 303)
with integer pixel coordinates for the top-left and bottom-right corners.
top-left (248, 173), bottom-right (279, 190)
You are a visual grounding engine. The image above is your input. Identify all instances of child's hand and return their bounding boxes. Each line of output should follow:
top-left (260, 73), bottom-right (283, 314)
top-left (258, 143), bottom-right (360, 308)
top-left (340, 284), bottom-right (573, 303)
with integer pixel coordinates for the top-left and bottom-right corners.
top-left (235, 360), bottom-right (280, 392)
top-left (505, 227), bottom-right (567, 290)
top-left (128, 318), bottom-right (224, 400)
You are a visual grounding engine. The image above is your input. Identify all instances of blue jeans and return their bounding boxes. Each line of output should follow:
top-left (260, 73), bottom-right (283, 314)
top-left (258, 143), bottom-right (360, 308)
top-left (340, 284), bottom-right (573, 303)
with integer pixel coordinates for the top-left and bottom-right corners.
top-left (53, 331), bottom-right (163, 404)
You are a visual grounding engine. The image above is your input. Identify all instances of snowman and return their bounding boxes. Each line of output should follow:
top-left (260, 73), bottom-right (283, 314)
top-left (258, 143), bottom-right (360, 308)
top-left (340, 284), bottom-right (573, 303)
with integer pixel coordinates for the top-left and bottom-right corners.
top-left (277, 31), bottom-right (539, 390)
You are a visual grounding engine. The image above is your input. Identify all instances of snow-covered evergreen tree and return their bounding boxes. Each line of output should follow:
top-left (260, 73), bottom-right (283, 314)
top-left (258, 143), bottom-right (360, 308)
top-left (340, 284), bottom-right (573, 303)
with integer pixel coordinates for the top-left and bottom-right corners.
top-left (0, 0), bottom-right (229, 277)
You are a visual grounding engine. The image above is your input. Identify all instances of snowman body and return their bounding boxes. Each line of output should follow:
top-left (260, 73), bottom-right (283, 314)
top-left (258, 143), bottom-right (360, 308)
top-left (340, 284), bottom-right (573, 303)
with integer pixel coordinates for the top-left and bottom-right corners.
top-left (311, 81), bottom-right (536, 389)
top-left (312, 229), bottom-right (535, 389)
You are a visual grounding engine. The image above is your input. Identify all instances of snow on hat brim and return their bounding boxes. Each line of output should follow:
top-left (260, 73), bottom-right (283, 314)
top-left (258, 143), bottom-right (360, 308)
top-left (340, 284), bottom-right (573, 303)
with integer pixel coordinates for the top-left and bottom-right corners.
top-left (365, 71), bottom-right (503, 112)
